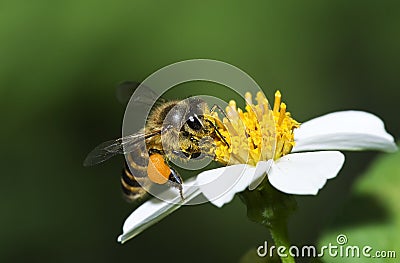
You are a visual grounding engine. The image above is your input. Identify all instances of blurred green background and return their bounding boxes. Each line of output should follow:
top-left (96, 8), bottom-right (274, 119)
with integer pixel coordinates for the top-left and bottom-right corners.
top-left (1, 1), bottom-right (399, 262)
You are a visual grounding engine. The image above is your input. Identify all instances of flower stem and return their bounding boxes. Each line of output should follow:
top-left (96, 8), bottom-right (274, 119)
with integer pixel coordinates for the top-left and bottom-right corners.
top-left (267, 218), bottom-right (295, 263)
top-left (240, 181), bottom-right (296, 263)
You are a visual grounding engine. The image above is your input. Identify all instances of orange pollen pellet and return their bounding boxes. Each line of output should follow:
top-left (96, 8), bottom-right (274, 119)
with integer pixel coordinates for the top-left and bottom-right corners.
top-left (147, 154), bottom-right (171, 184)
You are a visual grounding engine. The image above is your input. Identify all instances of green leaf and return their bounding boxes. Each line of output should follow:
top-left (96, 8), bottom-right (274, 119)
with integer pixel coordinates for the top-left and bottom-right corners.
top-left (318, 148), bottom-right (400, 263)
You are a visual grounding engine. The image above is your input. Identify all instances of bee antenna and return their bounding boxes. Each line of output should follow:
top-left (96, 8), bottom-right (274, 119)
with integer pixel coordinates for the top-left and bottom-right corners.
top-left (205, 119), bottom-right (230, 149)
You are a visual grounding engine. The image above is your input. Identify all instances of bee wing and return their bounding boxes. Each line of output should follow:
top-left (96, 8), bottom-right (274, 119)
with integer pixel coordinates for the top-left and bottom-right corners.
top-left (115, 81), bottom-right (164, 106)
top-left (83, 131), bottom-right (160, 167)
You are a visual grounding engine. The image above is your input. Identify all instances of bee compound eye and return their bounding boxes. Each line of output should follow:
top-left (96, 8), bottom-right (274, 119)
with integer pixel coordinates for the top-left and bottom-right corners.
top-left (186, 115), bottom-right (202, 130)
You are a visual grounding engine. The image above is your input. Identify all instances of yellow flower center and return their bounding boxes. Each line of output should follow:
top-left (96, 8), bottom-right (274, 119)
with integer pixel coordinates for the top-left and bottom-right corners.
top-left (212, 90), bottom-right (300, 166)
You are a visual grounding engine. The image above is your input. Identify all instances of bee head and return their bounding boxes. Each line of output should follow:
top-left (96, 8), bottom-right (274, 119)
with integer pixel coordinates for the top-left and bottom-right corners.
top-left (162, 97), bottom-right (208, 132)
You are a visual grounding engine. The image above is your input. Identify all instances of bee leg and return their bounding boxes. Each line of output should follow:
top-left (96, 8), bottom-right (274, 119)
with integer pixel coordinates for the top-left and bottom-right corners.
top-left (147, 151), bottom-right (185, 200)
top-left (169, 167), bottom-right (184, 201)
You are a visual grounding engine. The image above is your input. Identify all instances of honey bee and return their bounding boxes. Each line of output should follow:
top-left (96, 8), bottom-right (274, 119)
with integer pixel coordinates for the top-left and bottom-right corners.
top-left (84, 82), bottom-right (229, 201)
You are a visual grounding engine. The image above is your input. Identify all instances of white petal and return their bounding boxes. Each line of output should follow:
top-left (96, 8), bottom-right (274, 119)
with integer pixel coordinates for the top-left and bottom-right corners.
top-left (248, 160), bottom-right (273, 190)
top-left (292, 111), bottom-right (397, 153)
top-left (118, 162), bottom-right (272, 242)
top-left (117, 177), bottom-right (201, 243)
top-left (268, 151), bottom-right (345, 195)
top-left (197, 164), bottom-right (255, 208)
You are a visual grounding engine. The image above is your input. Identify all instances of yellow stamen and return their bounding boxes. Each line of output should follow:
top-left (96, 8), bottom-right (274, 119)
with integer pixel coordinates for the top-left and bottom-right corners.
top-left (229, 100), bottom-right (237, 111)
top-left (273, 90), bottom-right (281, 113)
top-left (278, 103), bottom-right (286, 125)
top-left (245, 92), bottom-right (252, 105)
top-left (213, 90), bottom-right (300, 166)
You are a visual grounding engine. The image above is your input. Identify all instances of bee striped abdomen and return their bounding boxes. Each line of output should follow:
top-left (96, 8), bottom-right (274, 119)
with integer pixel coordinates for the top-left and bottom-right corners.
top-left (121, 150), bottom-right (149, 201)
top-left (121, 165), bottom-right (148, 201)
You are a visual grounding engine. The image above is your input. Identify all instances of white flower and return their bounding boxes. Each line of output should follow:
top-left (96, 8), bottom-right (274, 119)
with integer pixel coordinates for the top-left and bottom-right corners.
top-left (199, 110), bottom-right (396, 205)
top-left (117, 93), bottom-right (397, 244)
